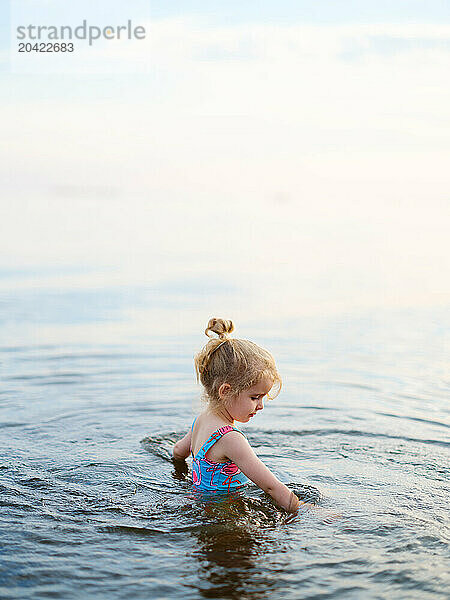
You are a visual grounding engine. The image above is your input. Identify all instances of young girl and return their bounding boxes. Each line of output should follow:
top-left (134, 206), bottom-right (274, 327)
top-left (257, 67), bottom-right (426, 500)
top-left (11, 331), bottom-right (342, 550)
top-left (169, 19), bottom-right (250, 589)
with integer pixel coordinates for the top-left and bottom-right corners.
top-left (172, 317), bottom-right (300, 515)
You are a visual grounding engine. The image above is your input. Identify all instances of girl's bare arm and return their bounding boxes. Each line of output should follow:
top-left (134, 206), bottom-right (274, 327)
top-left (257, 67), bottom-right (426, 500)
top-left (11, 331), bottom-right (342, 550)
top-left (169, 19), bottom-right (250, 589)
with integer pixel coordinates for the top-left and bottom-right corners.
top-left (172, 430), bottom-right (192, 460)
top-left (222, 432), bottom-right (300, 513)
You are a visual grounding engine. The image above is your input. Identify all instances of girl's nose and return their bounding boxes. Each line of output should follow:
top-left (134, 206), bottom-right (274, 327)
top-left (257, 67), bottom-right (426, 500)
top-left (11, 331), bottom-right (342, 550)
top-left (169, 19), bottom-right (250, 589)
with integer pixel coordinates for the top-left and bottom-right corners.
top-left (257, 399), bottom-right (264, 410)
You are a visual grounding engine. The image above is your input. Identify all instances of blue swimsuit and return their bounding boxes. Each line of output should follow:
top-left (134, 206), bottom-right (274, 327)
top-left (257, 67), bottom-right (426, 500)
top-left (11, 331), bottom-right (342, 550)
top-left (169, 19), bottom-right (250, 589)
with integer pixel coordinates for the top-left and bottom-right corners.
top-left (191, 418), bottom-right (249, 492)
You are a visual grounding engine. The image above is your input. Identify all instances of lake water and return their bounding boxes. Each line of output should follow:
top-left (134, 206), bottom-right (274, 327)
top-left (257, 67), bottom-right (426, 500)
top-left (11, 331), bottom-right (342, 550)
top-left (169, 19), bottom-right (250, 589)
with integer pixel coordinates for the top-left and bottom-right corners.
top-left (1, 267), bottom-right (449, 599)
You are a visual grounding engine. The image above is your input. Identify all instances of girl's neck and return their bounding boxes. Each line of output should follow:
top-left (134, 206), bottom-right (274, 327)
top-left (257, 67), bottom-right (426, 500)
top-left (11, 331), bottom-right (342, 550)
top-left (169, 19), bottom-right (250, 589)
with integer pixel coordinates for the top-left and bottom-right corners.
top-left (209, 405), bottom-right (234, 426)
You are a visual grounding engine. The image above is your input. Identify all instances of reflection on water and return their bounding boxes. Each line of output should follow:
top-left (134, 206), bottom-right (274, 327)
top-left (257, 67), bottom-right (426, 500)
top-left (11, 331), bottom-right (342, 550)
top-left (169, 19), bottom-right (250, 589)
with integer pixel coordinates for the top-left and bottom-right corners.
top-left (184, 489), bottom-right (282, 599)
top-left (193, 517), bottom-right (269, 600)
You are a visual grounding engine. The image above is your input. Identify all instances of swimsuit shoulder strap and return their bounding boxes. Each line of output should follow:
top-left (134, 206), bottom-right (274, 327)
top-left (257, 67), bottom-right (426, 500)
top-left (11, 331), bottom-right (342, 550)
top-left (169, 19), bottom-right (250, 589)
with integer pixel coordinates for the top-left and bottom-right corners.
top-left (191, 416), bottom-right (198, 433)
top-left (196, 425), bottom-right (246, 459)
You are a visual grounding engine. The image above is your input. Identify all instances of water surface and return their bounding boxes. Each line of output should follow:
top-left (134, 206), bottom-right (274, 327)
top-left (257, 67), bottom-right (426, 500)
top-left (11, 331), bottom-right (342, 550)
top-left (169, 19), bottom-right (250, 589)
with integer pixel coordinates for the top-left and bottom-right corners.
top-left (1, 270), bottom-right (449, 599)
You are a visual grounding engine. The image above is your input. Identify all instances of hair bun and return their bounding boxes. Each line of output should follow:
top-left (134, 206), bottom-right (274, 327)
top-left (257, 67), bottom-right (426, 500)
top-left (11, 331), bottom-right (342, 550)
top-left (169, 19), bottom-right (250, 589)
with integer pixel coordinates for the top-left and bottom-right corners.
top-left (205, 317), bottom-right (234, 340)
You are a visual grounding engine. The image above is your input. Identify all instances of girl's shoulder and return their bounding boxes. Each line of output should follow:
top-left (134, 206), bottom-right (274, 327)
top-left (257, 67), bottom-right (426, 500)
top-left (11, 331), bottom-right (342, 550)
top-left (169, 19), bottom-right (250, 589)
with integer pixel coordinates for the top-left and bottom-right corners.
top-left (191, 411), bottom-right (222, 445)
top-left (191, 412), bottom-right (246, 460)
top-left (191, 410), bottom-right (221, 431)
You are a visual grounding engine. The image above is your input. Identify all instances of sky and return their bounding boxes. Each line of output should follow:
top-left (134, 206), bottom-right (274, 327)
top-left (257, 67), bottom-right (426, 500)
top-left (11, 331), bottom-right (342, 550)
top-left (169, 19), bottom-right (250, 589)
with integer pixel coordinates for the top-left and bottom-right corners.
top-left (1, 1), bottom-right (449, 319)
top-left (149, 0), bottom-right (450, 24)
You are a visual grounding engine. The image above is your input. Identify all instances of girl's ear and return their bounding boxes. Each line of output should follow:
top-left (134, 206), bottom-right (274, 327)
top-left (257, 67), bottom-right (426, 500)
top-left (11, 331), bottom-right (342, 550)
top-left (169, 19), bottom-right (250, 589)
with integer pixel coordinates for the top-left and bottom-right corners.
top-left (218, 383), bottom-right (231, 399)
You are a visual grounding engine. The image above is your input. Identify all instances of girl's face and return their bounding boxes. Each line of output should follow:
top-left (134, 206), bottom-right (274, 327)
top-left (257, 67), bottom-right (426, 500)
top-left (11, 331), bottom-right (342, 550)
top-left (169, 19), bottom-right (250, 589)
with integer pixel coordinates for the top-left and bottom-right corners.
top-left (227, 376), bottom-right (274, 423)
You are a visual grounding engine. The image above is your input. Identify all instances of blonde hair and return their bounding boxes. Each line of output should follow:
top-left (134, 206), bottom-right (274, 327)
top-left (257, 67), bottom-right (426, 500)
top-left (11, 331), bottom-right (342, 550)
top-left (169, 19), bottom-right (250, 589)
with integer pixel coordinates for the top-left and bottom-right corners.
top-left (194, 317), bottom-right (282, 409)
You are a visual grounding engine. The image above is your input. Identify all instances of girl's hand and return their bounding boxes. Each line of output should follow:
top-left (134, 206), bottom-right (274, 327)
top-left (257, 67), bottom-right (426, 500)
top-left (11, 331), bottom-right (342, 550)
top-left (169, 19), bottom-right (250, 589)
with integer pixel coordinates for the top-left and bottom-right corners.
top-left (318, 509), bottom-right (342, 524)
top-left (222, 433), bottom-right (311, 513)
top-left (283, 500), bottom-right (312, 524)
top-left (283, 510), bottom-right (300, 524)
top-left (284, 503), bottom-right (342, 525)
